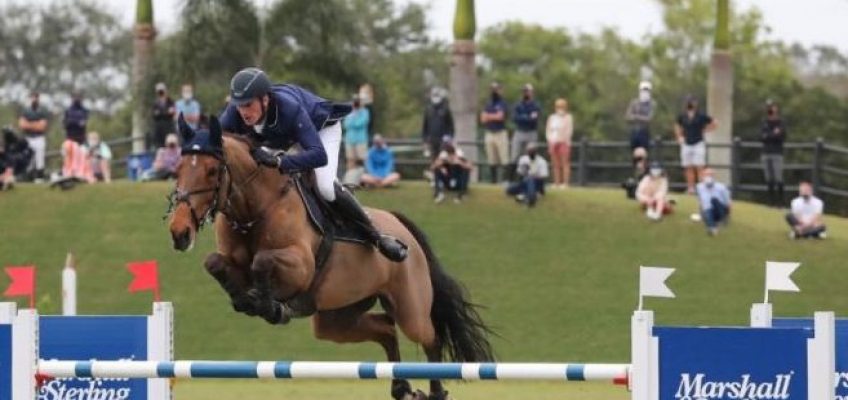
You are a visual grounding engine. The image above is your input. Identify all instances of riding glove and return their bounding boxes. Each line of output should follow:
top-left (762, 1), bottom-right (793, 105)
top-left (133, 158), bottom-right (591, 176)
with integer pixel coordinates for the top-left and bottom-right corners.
top-left (251, 147), bottom-right (283, 170)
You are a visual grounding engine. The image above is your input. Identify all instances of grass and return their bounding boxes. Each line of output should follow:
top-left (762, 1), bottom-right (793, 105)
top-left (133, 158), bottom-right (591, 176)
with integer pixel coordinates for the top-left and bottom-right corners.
top-left (1, 181), bottom-right (847, 399)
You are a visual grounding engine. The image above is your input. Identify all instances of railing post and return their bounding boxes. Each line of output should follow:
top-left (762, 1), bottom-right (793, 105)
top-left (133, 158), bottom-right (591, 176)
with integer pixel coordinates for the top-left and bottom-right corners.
top-left (578, 137), bottom-right (588, 186)
top-left (731, 136), bottom-right (741, 191)
top-left (812, 137), bottom-right (824, 190)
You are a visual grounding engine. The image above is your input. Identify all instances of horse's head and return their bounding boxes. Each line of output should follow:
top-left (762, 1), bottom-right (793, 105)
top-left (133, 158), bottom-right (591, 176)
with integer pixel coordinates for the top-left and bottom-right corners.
top-left (167, 113), bottom-right (226, 251)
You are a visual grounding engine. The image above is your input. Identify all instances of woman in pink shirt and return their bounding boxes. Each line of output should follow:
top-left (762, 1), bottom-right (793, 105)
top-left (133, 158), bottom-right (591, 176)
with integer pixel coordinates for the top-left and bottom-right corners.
top-left (545, 98), bottom-right (573, 188)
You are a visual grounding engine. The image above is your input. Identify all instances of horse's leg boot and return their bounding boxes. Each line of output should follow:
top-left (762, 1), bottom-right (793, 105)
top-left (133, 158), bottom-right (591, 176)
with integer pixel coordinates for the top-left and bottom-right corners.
top-left (333, 184), bottom-right (408, 262)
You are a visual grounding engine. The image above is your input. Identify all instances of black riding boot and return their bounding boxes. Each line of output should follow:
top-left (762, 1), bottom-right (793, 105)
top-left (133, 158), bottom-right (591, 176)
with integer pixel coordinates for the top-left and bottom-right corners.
top-left (333, 184), bottom-right (408, 262)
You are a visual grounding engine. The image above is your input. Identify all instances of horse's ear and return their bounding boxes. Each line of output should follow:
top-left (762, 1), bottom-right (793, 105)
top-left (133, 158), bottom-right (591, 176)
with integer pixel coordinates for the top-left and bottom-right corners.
top-left (177, 113), bottom-right (194, 142)
top-left (208, 115), bottom-right (222, 149)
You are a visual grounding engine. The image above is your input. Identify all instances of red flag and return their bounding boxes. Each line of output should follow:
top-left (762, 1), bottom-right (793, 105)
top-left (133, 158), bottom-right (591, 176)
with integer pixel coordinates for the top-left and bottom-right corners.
top-left (127, 260), bottom-right (160, 301)
top-left (4, 266), bottom-right (35, 308)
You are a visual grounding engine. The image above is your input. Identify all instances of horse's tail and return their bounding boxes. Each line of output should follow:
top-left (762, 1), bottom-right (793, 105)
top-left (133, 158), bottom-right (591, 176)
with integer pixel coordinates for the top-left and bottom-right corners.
top-left (391, 211), bottom-right (495, 362)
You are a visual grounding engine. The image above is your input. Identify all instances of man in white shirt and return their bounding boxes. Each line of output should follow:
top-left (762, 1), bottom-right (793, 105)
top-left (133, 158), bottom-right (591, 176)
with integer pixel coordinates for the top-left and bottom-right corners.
top-left (506, 143), bottom-right (549, 207)
top-left (695, 168), bottom-right (731, 236)
top-left (785, 181), bottom-right (826, 239)
top-left (431, 140), bottom-right (473, 203)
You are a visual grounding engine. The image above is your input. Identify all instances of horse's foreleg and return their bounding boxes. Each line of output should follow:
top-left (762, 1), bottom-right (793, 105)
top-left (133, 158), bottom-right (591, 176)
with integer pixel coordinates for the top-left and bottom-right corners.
top-left (248, 248), bottom-right (313, 325)
top-left (204, 253), bottom-right (256, 316)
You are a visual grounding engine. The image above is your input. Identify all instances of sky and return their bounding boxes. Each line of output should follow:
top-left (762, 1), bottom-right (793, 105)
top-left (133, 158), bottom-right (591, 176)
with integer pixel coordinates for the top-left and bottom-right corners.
top-left (101, 0), bottom-right (848, 52)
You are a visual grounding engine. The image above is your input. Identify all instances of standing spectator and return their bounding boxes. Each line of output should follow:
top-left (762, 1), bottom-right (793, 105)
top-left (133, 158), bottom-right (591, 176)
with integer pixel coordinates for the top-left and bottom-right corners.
top-left (142, 133), bottom-right (181, 181)
top-left (358, 83), bottom-right (376, 144)
top-left (545, 98), bottom-right (573, 188)
top-left (785, 181), bottom-right (826, 239)
top-left (761, 100), bottom-right (786, 206)
top-left (83, 131), bottom-right (112, 183)
top-left (63, 92), bottom-right (88, 145)
top-left (17, 91), bottom-right (49, 182)
top-left (151, 82), bottom-right (176, 150)
top-left (480, 82), bottom-right (509, 183)
top-left (625, 81), bottom-right (655, 151)
top-left (506, 143), bottom-right (549, 207)
top-left (636, 162), bottom-right (673, 220)
top-left (175, 84), bottom-right (201, 130)
top-left (343, 96), bottom-right (370, 171)
top-left (674, 95), bottom-right (717, 194)
top-left (421, 87), bottom-right (454, 161)
top-left (512, 84), bottom-right (541, 163)
top-left (432, 140), bottom-right (473, 203)
top-left (361, 135), bottom-right (401, 188)
top-left (695, 168), bottom-right (731, 236)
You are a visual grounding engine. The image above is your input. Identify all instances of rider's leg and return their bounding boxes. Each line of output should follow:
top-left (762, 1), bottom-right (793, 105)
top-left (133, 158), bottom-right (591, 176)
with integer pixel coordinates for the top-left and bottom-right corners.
top-left (315, 123), bottom-right (408, 262)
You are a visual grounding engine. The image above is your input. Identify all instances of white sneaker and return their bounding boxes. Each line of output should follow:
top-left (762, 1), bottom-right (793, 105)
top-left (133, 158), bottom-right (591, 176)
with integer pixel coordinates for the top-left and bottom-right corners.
top-left (818, 232), bottom-right (827, 240)
top-left (689, 213), bottom-right (702, 222)
top-left (434, 192), bottom-right (445, 204)
top-left (788, 231), bottom-right (797, 240)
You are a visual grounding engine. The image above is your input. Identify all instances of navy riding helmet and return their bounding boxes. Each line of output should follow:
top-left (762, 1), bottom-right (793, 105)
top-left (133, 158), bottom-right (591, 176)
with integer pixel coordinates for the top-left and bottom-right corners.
top-left (229, 67), bottom-right (272, 106)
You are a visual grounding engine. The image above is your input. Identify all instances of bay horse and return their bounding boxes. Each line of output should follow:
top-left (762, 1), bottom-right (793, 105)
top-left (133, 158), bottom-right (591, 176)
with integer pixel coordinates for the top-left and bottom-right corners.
top-left (166, 116), bottom-right (494, 400)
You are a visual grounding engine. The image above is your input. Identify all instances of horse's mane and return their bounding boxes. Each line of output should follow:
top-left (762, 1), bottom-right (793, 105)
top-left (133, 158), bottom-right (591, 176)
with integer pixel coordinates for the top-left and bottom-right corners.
top-left (223, 133), bottom-right (256, 150)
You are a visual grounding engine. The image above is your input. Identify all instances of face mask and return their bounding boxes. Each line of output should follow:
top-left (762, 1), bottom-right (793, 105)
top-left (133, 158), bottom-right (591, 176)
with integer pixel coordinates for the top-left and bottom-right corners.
top-left (802, 194), bottom-right (811, 200)
top-left (157, 90), bottom-right (165, 97)
top-left (523, 94), bottom-right (531, 101)
top-left (650, 169), bottom-right (661, 177)
top-left (687, 102), bottom-right (696, 111)
top-left (431, 95), bottom-right (442, 104)
top-left (167, 143), bottom-right (177, 149)
top-left (73, 99), bottom-right (82, 107)
top-left (353, 101), bottom-right (361, 108)
top-left (528, 151), bottom-right (537, 159)
top-left (639, 90), bottom-right (651, 102)
top-left (182, 91), bottom-right (193, 100)
top-left (704, 176), bottom-right (714, 187)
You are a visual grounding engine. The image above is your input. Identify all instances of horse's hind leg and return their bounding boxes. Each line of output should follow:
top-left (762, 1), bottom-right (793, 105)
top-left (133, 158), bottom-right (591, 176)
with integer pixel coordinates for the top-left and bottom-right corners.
top-left (204, 253), bottom-right (255, 315)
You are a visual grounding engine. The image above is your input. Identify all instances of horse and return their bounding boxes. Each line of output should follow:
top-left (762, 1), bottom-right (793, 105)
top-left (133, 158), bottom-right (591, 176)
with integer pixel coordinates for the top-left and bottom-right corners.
top-left (166, 115), bottom-right (494, 400)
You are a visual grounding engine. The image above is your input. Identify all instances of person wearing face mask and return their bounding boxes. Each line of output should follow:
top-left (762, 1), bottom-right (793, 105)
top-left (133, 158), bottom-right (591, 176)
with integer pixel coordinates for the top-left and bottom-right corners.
top-left (512, 84), bottom-right (541, 164)
top-left (421, 87), bottom-right (454, 161)
top-left (343, 95), bottom-right (370, 171)
top-left (174, 84), bottom-right (202, 130)
top-left (625, 81), bottom-right (655, 151)
top-left (431, 139), bottom-right (473, 204)
top-left (151, 82), bottom-right (176, 150)
top-left (545, 98), bottom-right (573, 189)
top-left (506, 143), bottom-right (549, 207)
top-left (785, 181), bottom-right (826, 239)
top-left (675, 95), bottom-right (717, 194)
top-left (142, 133), bottom-right (182, 181)
top-left (695, 168), bottom-right (731, 236)
top-left (361, 134), bottom-right (401, 188)
top-left (480, 82), bottom-right (509, 183)
top-left (636, 162), bottom-right (673, 220)
top-left (63, 92), bottom-right (88, 145)
top-left (17, 91), bottom-right (49, 182)
top-left (761, 100), bottom-right (787, 206)
top-left (83, 131), bottom-right (112, 183)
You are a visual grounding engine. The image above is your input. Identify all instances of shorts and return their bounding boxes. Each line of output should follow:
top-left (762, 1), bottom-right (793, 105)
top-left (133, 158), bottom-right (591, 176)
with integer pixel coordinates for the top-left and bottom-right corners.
top-left (549, 142), bottom-right (570, 157)
top-left (484, 130), bottom-right (509, 166)
top-left (344, 143), bottom-right (368, 162)
top-left (680, 141), bottom-right (706, 167)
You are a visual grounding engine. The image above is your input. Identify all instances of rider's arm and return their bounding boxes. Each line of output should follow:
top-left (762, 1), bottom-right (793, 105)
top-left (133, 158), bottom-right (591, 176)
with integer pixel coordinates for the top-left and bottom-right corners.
top-left (279, 106), bottom-right (328, 172)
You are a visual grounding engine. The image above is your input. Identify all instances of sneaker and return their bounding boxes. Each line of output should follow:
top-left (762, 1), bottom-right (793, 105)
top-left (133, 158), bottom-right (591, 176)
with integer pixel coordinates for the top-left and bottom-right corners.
top-left (788, 230), bottom-right (797, 240)
top-left (689, 213), bottom-right (702, 222)
top-left (817, 232), bottom-right (827, 240)
top-left (453, 195), bottom-right (463, 204)
top-left (708, 227), bottom-right (719, 236)
top-left (434, 192), bottom-right (445, 204)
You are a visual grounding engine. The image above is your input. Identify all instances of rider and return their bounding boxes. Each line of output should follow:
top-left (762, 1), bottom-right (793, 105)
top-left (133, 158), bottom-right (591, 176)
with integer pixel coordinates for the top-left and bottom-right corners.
top-left (219, 67), bottom-right (408, 262)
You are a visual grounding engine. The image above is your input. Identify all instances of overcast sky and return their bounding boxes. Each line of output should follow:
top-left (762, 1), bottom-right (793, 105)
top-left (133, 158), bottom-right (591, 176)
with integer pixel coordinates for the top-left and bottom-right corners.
top-left (94, 0), bottom-right (848, 52)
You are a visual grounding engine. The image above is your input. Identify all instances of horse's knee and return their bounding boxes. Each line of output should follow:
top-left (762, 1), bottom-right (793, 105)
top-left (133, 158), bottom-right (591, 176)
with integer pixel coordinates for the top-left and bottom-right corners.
top-left (204, 253), bottom-right (227, 276)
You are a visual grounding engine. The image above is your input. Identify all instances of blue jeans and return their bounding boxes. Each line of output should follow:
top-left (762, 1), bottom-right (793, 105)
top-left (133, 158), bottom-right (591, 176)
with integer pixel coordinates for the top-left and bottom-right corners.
top-left (701, 199), bottom-right (729, 229)
top-left (506, 177), bottom-right (545, 206)
top-left (434, 165), bottom-right (469, 196)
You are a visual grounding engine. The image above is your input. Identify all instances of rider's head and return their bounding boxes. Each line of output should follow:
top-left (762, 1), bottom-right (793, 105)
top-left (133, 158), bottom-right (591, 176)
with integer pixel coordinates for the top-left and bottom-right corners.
top-left (229, 67), bottom-right (272, 126)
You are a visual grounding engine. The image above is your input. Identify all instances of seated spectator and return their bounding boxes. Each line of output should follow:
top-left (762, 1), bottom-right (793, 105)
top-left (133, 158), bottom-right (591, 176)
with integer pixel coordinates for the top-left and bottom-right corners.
top-left (785, 181), bottom-right (826, 239)
top-left (142, 133), bottom-right (181, 181)
top-left (361, 135), bottom-right (401, 189)
top-left (0, 132), bottom-right (12, 191)
top-left (83, 132), bottom-right (112, 183)
top-left (506, 143), bottom-right (549, 207)
top-left (695, 168), bottom-right (731, 236)
top-left (342, 159), bottom-right (365, 187)
top-left (623, 147), bottom-right (649, 199)
top-left (432, 140), bottom-right (472, 204)
top-left (1, 127), bottom-right (32, 182)
top-left (60, 136), bottom-right (90, 182)
top-left (636, 162), bottom-right (673, 220)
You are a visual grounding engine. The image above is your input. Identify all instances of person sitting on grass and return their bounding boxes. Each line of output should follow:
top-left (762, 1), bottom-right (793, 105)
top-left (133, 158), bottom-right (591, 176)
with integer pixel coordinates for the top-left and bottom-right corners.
top-left (142, 133), bottom-right (181, 181)
top-left (785, 181), bottom-right (826, 239)
top-left (636, 162), bottom-right (673, 221)
top-left (361, 135), bottom-right (401, 189)
top-left (506, 143), bottom-right (549, 208)
top-left (695, 168), bottom-right (731, 236)
top-left (432, 140), bottom-right (472, 204)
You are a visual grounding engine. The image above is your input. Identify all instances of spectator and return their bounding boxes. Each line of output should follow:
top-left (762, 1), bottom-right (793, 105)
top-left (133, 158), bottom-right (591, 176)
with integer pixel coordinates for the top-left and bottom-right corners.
top-left (636, 162), bottom-right (673, 221)
top-left (695, 168), bottom-right (731, 236)
top-left (785, 181), bottom-right (826, 239)
top-left (17, 91), bottom-right (49, 182)
top-left (142, 133), bottom-right (181, 181)
top-left (152, 82), bottom-right (176, 150)
top-left (545, 98), bottom-right (573, 189)
top-left (1, 127), bottom-right (32, 182)
top-left (506, 143), bottom-right (549, 207)
top-left (342, 159), bottom-right (365, 187)
top-left (625, 81), bottom-right (655, 151)
top-left (343, 96), bottom-right (370, 171)
top-left (512, 84), bottom-right (541, 164)
top-left (480, 82), bottom-right (509, 183)
top-left (63, 92), bottom-right (88, 145)
top-left (83, 131), bottom-right (112, 183)
top-left (0, 131), bottom-right (13, 191)
top-left (761, 100), bottom-right (786, 206)
top-left (432, 140), bottom-right (472, 204)
top-left (358, 83), bottom-right (376, 144)
top-left (175, 84), bottom-right (201, 130)
top-left (623, 147), bottom-right (649, 199)
top-left (674, 95), bottom-right (716, 194)
top-left (361, 135), bottom-right (401, 189)
top-left (421, 87), bottom-right (454, 161)
top-left (60, 135), bottom-right (89, 181)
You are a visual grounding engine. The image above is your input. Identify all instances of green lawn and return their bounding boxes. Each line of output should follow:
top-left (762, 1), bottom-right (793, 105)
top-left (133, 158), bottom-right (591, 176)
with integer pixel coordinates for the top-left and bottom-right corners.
top-left (1, 181), bottom-right (845, 399)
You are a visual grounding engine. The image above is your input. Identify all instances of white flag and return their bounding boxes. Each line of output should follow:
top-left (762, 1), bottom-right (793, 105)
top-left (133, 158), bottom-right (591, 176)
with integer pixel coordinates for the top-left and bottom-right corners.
top-left (640, 266), bottom-right (675, 300)
top-left (766, 261), bottom-right (801, 293)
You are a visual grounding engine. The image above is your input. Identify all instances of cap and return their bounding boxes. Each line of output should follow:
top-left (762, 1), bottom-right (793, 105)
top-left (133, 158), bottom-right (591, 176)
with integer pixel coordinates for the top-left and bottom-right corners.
top-left (155, 82), bottom-right (167, 92)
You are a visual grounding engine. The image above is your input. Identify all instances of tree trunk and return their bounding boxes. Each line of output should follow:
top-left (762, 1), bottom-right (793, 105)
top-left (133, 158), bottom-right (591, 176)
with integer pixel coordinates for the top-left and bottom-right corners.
top-left (707, 0), bottom-right (733, 185)
top-left (131, 8), bottom-right (155, 153)
top-left (450, 40), bottom-right (478, 164)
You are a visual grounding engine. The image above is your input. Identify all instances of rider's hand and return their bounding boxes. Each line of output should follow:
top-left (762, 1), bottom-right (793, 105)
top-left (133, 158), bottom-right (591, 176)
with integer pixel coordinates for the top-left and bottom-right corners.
top-left (251, 147), bottom-right (282, 169)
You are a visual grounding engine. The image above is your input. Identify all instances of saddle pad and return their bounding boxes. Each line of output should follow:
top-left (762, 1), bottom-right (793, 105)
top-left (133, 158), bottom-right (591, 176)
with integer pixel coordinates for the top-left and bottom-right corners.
top-left (293, 176), bottom-right (369, 245)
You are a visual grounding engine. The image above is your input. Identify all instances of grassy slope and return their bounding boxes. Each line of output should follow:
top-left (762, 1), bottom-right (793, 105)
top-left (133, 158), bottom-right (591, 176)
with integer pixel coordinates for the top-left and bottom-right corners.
top-left (1, 182), bottom-right (846, 398)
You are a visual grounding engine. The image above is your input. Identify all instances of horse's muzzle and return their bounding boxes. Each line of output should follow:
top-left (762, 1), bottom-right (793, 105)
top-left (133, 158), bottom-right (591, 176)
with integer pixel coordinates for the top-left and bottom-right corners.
top-left (172, 228), bottom-right (193, 251)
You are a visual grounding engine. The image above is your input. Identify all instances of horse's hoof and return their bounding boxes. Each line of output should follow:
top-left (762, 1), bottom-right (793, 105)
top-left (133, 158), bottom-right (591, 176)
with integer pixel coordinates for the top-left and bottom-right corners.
top-left (232, 295), bottom-right (257, 316)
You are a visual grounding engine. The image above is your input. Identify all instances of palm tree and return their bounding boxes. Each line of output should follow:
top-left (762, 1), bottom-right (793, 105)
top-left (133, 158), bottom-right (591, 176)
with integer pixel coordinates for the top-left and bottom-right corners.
top-left (707, 0), bottom-right (733, 184)
top-left (449, 0), bottom-right (478, 164)
top-left (131, 0), bottom-right (155, 153)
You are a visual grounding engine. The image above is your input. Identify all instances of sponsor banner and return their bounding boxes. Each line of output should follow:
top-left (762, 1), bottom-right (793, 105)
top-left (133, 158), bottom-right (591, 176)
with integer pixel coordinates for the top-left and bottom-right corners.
top-left (0, 324), bottom-right (10, 400)
top-left (655, 326), bottom-right (811, 400)
top-left (774, 318), bottom-right (848, 400)
top-left (40, 316), bottom-right (148, 400)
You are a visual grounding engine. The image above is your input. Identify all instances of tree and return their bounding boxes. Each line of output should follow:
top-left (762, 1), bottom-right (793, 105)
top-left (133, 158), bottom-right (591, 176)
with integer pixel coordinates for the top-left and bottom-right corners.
top-left (131, 0), bottom-right (155, 152)
top-left (450, 0), bottom-right (478, 163)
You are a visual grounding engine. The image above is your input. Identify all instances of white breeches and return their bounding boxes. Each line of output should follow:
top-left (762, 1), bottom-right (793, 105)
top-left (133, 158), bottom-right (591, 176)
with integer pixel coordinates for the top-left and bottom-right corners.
top-left (315, 123), bottom-right (342, 201)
